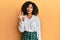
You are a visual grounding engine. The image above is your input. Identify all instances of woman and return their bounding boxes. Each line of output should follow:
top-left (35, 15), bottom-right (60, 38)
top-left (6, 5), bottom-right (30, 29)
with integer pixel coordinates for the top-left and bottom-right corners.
top-left (18, 1), bottom-right (41, 40)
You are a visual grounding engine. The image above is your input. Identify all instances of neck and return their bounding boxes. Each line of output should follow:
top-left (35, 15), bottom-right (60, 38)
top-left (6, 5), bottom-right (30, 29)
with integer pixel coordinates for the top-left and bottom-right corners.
top-left (27, 13), bottom-right (32, 19)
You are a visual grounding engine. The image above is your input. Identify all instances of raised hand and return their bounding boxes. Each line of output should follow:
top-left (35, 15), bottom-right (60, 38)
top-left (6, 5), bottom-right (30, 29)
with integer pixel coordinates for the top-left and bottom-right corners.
top-left (18, 10), bottom-right (24, 21)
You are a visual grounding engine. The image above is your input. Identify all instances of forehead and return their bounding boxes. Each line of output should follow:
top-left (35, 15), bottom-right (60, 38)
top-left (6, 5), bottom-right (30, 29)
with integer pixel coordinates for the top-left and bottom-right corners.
top-left (28, 4), bottom-right (33, 7)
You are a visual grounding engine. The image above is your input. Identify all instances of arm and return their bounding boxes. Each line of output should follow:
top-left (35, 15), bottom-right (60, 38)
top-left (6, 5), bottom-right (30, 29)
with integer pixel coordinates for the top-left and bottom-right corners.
top-left (18, 20), bottom-right (25, 32)
top-left (36, 17), bottom-right (41, 40)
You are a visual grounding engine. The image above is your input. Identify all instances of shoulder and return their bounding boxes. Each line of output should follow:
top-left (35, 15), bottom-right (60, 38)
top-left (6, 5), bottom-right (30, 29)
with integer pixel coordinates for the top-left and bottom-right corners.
top-left (33, 15), bottom-right (40, 21)
top-left (33, 15), bottom-right (40, 25)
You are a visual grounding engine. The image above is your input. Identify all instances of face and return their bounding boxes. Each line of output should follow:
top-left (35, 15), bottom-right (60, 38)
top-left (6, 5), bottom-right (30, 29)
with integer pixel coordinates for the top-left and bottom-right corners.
top-left (26, 4), bottom-right (33, 14)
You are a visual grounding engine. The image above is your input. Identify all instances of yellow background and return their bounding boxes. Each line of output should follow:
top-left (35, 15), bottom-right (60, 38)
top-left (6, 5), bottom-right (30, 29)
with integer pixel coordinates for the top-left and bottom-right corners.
top-left (0, 0), bottom-right (60, 40)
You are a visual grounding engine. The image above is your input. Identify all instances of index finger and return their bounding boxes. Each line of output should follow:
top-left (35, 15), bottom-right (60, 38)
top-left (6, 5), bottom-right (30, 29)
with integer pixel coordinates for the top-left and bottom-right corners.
top-left (21, 11), bottom-right (24, 15)
top-left (20, 9), bottom-right (24, 15)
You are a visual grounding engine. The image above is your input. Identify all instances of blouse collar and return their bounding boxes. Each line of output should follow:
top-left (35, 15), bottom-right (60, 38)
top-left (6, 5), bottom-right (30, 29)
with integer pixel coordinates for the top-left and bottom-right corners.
top-left (25, 15), bottom-right (34, 21)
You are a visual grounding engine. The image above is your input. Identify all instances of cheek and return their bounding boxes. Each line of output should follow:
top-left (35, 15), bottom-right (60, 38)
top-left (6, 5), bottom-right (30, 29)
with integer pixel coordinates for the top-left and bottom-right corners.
top-left (27, 8), bottom-right (33, 11)
top-left (26, 8), bottom-right (28, 11)
top-left (30, 8), bottom-right (33, 11)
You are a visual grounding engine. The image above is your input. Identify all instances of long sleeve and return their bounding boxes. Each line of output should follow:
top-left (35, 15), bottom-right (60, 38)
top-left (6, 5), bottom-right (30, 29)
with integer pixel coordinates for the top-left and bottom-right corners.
top-left (18, 20), bottom-right (25, 32)
top-left (36, 17), bottom-right (41, 40)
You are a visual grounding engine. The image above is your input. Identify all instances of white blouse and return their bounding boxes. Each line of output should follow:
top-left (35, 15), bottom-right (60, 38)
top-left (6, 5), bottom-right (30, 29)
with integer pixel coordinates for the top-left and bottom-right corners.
top-left (18, 15), bottom-right (41, 40)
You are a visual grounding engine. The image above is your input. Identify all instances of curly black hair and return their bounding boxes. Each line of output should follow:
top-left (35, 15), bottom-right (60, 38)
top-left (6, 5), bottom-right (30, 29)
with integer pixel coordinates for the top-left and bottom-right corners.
top-left (21, 1), bottom-right (39, 15)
